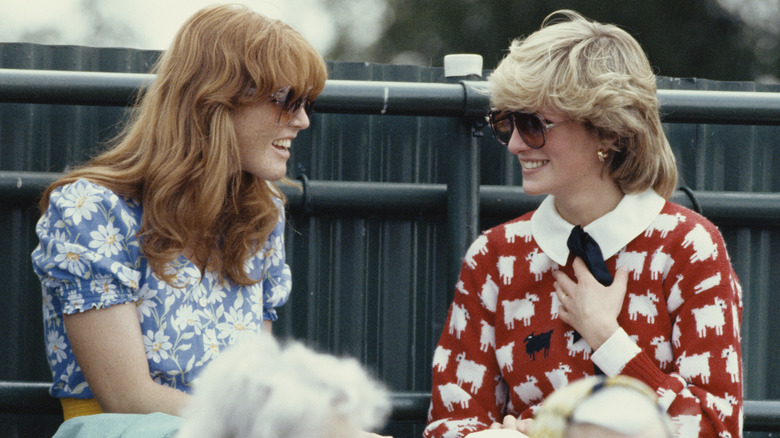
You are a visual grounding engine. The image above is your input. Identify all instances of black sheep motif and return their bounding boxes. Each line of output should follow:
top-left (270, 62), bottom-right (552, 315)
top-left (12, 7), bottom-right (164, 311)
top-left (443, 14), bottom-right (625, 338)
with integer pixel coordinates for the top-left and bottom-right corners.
top-left (523, 329), bottom-right (553, 360)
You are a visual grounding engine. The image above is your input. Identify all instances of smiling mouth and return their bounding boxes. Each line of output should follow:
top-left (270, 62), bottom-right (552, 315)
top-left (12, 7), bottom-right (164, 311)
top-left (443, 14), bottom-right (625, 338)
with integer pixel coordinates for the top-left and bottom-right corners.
top-left (272, 139), bottom-right (291, 150)
top-left (521, 160), bottom-right (548, 170)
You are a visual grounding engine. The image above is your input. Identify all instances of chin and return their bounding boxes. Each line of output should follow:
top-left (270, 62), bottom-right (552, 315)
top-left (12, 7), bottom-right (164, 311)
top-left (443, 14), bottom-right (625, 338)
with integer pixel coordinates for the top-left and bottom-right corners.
top-left (247, 169), bottom-right (287, 181)
top-left (520, 185), bottom-right (545, 196)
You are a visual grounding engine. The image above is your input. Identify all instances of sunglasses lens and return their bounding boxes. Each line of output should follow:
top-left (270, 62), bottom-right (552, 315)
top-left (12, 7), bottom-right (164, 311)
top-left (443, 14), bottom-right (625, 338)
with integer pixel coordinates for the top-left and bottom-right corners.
top-left (489, 111), bottom-right (547, 148)
top-left (489, 111), bottom-right (514, 145)
top-left (273, 87), bottom-right (312, 126)
top-left (515, 113), bottom-right (545, 148)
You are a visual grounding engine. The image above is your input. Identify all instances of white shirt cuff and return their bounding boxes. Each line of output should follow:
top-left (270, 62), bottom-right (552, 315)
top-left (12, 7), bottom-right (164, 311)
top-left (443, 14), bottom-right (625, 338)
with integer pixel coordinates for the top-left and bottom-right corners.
top-left (466, 430), bottom-right (528, 438)
top-left (591, 328), bottom-right (641, 377)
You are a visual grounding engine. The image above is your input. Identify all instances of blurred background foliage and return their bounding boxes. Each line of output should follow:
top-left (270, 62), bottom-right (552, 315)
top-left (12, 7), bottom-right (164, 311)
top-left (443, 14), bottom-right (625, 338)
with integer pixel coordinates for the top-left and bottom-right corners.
top-left (326, 0), bottom-right (779, 82)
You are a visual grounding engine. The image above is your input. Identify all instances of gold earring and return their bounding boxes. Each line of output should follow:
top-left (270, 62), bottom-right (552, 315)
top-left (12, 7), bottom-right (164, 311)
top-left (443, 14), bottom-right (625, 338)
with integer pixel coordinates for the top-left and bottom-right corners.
top-left (597, 149), bottom-right (609, 162)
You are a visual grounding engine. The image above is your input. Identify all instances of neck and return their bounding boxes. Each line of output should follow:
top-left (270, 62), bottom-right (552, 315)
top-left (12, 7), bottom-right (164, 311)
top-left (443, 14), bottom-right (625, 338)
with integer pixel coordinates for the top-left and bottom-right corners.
top-left (554, 179), bottom-right (624, 226)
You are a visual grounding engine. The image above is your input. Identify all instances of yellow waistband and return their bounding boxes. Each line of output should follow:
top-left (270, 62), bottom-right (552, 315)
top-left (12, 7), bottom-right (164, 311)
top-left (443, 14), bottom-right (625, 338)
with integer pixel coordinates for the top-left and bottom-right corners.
top-left (60, 397), bottom-right (104, 421)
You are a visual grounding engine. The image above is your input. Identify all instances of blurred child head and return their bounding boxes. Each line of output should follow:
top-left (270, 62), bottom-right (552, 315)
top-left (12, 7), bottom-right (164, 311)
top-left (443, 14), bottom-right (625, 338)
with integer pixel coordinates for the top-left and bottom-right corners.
top-left (530, 376), bottom-right (673, 438)
top-left (177, 333), bottom-right (390, 438)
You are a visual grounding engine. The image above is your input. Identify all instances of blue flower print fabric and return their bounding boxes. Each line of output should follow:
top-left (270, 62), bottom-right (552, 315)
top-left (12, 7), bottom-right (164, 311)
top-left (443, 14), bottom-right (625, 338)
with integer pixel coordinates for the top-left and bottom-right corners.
top-left (32, 179), bottom-right (292, 398)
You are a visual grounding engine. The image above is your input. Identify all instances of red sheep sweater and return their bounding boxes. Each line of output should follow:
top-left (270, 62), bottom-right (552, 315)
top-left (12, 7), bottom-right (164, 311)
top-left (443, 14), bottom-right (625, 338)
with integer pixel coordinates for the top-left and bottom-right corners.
top-left (424, 190), bottom-right (743, 438)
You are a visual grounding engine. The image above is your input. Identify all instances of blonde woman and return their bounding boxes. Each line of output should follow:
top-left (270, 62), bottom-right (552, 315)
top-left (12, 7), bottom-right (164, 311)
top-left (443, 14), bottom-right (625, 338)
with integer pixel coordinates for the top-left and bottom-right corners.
top-left (31, 2), bottom-right (327, 430)
top-left (425, 10), bottom-right (742, 438)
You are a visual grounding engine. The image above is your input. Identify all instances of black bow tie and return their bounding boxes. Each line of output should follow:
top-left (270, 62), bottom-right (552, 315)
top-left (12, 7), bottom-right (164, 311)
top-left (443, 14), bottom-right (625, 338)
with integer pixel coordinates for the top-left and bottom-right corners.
top-left (566, 225), bottom-right (613, 286)
top-left (566, 225), bottom-right (610, 376)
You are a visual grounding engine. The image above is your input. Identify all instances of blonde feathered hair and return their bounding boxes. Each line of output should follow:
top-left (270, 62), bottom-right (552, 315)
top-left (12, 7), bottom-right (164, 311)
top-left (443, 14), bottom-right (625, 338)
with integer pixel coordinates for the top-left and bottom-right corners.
top-left (489, 10), bottom-right (678, 199)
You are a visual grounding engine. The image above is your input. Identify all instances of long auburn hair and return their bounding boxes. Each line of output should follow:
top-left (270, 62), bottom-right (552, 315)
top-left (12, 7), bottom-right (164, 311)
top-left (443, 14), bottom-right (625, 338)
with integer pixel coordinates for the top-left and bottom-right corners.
top-left (40, 4), bottom-right (328, 285)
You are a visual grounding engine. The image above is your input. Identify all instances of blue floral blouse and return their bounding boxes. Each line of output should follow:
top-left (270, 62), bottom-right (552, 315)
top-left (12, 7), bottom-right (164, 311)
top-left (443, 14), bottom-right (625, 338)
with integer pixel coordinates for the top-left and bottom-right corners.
top-left (31, 179), bottom-right (292, 398)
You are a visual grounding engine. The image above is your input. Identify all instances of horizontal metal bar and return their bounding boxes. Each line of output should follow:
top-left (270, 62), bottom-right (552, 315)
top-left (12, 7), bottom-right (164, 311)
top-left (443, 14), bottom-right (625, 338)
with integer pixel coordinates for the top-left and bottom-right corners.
top-left (388, 391), bottom-right (431, 421)
top-left (658, 89), bottom-right (780, 125)
top-left (2, 382), bottom-right (776, 431)
top-left (5, 172), bottom-right (778, 227)
top-left (0, 171), bottom-right (60, 202)
top-left (0, 68), bottom-right (487, 119)
top-left (287, 181), bottom-right (780, 228)
top-left (0, 68), bottom-right (154, 106)
top-left (286, 178), bottom-right (447, 216)
top-left (0, 381), bottom-right (60, 415)
top-left (386, 392), bottom-right (780, 431)
top-left (317, 79), bottom-right (489, 118)
top-left (744, 400), bottom-right (780, 432)
top-left (480, 185), bottom-right (780, 227)
top-left (677, 191), bottom-right (780, 226)
top-left (2, 69), bottom-right (780, 124)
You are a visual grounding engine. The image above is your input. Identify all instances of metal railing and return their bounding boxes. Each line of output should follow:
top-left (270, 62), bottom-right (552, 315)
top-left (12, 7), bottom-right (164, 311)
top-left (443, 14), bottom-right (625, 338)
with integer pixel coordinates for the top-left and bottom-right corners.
top-left (3, 68), bottom-right (780, 123)
top-left (2, 68), bottom-right (780, 433)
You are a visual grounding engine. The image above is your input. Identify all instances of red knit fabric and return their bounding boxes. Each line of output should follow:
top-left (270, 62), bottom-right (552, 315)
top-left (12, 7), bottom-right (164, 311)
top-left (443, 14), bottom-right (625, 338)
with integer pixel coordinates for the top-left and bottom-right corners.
top-left (424, 201), bottom-right (743, 438)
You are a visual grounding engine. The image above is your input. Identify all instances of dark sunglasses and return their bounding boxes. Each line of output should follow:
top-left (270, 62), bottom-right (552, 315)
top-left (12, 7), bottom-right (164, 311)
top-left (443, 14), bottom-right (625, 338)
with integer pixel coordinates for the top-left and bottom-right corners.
top-left (488, 110), bottom-right (573, 148)
top-left (270, 86), bottom-right (314, 126)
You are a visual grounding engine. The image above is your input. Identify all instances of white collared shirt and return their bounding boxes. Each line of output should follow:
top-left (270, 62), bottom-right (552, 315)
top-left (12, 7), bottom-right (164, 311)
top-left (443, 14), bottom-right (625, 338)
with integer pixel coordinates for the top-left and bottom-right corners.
top-left (530, 189), bottom-right (666, 266)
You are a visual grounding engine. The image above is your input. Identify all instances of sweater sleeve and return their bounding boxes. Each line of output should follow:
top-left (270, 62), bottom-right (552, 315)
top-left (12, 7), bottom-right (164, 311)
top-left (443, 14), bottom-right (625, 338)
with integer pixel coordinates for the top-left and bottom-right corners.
top-left (424, 232), bottom-right (507, 438)
top-left (614, 217), bottom-right (743, 437)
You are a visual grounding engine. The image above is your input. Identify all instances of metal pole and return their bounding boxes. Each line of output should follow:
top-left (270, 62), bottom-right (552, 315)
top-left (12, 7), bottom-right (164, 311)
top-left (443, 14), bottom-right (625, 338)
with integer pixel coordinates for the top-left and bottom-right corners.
top-left (3, 171), bottom-right (779, 227)
top-left (3, 69), bottom-right (780, 125)
top-left (443, 55), bottom-right (485, 301)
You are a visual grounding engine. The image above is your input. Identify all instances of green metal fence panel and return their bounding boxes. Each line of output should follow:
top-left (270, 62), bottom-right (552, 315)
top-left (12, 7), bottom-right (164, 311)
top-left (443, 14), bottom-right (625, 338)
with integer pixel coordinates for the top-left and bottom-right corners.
top-left (0, 43), bottom-right (162, 438)
top-left (1, 43), bottom-right (779, 438)
top-left (658, 78), bottom-right (780, 411)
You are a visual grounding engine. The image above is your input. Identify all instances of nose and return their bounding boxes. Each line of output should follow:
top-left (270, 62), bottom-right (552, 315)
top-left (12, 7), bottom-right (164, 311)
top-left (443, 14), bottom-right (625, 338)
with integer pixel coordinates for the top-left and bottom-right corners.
top-left (290, 108), bottom-right (311, 130)
top-left (506, 128), bottom-right (530, 154)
